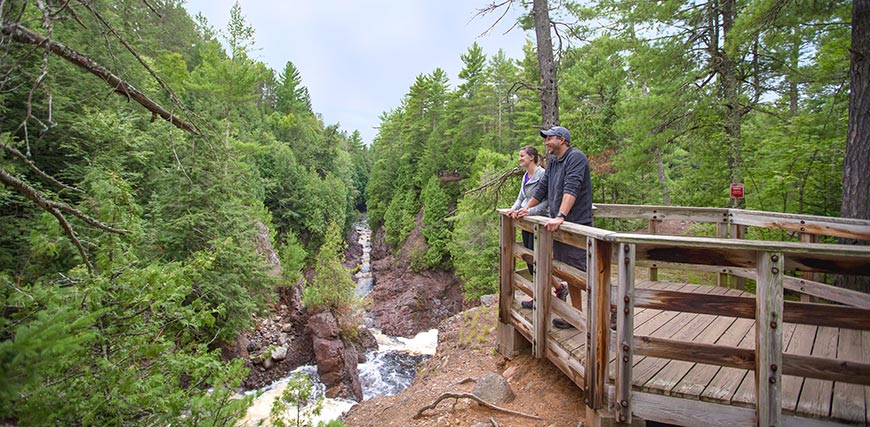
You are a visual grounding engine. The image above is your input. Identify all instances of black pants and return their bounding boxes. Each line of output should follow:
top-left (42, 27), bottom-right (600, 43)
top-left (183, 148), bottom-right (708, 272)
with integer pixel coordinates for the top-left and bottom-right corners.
top-left (522, 230), bottom-right (534, 274)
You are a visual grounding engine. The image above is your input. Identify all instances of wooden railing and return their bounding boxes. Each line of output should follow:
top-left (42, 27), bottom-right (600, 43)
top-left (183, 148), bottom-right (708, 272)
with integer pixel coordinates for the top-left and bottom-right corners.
top-left (497, 204), bottom-right (870, 427)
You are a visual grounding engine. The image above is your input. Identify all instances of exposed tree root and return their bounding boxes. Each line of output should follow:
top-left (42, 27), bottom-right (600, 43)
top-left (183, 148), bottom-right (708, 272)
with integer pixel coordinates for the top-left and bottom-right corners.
top-left (413, 392), bottom-right (542, 420)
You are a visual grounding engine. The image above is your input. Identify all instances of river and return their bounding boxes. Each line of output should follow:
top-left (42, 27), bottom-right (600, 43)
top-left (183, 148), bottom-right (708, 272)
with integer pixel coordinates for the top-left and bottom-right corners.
top-left (238, 218), bottom-right (437, 426)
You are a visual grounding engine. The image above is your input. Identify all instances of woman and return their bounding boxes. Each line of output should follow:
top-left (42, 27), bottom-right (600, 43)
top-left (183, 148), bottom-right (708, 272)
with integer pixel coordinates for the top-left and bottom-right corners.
top-left (506, 146), bottom-right (548, 273)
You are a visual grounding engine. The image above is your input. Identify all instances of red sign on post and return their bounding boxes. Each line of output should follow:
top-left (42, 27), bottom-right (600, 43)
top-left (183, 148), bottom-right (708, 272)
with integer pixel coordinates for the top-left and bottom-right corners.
top-left (730, 183), bottom-right (744, 199)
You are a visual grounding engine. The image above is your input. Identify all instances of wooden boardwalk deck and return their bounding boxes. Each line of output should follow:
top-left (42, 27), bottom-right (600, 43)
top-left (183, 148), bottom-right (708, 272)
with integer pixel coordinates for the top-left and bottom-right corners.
top-left (513, 280), bottom-right (870, 425)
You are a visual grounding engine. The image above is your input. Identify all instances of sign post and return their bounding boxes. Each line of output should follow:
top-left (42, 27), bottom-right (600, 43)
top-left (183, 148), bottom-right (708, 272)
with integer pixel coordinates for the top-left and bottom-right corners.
top-left (730, 183), bottom-right (744, 208)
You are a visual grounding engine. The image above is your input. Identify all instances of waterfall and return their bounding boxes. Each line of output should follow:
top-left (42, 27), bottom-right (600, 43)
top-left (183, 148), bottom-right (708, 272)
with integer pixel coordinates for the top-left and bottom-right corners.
top-left (239, 217), bottom-right (437, 426)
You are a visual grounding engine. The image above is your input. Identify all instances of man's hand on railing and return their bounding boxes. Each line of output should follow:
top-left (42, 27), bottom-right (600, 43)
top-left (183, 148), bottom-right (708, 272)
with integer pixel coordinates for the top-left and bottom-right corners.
top-left (545, 216), bottom-right (565, 231)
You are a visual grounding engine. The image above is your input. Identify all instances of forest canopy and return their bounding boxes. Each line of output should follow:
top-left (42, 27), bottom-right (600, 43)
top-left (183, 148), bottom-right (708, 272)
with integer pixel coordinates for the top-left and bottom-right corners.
top-left (0, 0), bottom-right (863, 425)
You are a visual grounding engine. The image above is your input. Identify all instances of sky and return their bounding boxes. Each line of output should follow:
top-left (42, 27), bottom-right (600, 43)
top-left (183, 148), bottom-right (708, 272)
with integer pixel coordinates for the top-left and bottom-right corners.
top-left (183, 1), bottom-right (532, 145)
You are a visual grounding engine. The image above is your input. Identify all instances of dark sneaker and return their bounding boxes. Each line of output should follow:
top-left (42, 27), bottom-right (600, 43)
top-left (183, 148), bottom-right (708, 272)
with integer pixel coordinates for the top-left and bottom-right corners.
top-left (555, 284), bottom-right (568, 301)
top-left (552, 318), bottom-right (573, 329)
top-left (521, 299), bottom-right (534, 309)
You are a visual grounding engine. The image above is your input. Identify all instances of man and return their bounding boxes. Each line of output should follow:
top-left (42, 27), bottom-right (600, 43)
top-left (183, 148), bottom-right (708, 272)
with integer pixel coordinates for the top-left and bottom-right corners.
top-left (516, 125), bottom-right (593, 329)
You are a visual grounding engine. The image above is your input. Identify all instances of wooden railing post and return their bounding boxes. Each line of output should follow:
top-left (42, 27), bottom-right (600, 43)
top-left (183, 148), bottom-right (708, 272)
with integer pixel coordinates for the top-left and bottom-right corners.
top-left (585, 238), bottom-right (612, 410)
top-left (648, 218), bottom-right (658, 281)
top-left (756, 251), bottom-right (784, 427)
top-left (498, 214), bottom-right (514, 325)
top-left (497, 214), bottom-right (529, 356)
top-left (716, 221), bottom-right (729, 287)
top-left (799, 233), bottom-right (819, 303)
top-left (615, 242), bottom-right (635, 424)
top-left (533, 225), bottom-right (553, 359)
top-left (730, 222), bottom-right (746, 290)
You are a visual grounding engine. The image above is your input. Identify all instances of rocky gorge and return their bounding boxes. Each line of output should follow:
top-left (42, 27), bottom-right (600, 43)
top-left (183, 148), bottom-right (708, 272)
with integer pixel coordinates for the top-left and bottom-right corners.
top-left (225, 216), bottom-right (466, 400)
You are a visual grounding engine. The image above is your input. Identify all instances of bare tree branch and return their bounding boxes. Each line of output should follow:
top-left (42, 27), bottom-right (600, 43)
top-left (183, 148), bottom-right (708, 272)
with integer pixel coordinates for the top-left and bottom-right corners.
top-left (76, 0), bottom-right (197, 133)
top-left (0, 21), bottom-right (201, 135)
top-left (0, 167), bottom-right (129, 235)
top-left (1, 142), bottom-right (84, 193)
top-left (474, 1), bottom-right (515, 37)
top-left (0, 167), bottom-right (93, 272)
top-left (140, 0), bottom-right (162, 18)
top-left (464, 165), bottom-right (522, 197)
top-left (413, 392), bottom-right (542, 420)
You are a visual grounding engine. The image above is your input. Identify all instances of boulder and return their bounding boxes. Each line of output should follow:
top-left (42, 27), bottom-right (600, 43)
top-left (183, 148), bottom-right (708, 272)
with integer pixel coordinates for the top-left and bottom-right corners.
top-left (472, 372), bottom-right (515, 404)
top-left (309, 311), bottom-right (363, 401)
top-left (271, 345), bottom-right (288, 361)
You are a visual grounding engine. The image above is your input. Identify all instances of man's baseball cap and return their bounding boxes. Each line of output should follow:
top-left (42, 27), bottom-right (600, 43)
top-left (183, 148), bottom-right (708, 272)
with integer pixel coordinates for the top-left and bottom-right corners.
top-left (540, 126), bottom-right (570, 142)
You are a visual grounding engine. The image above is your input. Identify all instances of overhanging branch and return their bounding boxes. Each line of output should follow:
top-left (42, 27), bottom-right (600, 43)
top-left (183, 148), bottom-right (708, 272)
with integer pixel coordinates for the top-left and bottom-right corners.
top-left (1, 21), bottom-right (200, 135)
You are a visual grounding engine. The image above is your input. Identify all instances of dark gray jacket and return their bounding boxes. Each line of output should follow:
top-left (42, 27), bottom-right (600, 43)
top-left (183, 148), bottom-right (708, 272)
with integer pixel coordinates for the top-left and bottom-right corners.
top-left (532, 147), bottom-right (593, 226)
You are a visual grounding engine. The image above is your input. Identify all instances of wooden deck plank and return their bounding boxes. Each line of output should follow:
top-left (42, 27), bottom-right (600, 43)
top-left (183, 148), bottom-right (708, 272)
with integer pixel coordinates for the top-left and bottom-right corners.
top-left (700, 316), bottom-right (758, 404)
top-left (795, 326), bottom-right (838, 417)
top-left (671, 317), bottom-right (754, 399)
top-left (779, 323), bottom-right (816, 412)
top-left (645, 313), bottom-right (736, 395)
top-left (513, 274), bottom-right (869, 425)
top-left (729, 321), bottom-right (802, 409)
top-left (605, 281), bottom-right (698, 379)
top-left (864, 330), bottom-right (870, 425)
top-left (630, 284), bottom-right (721, 389)
top-left (831, 328), bottom-right (866, 423)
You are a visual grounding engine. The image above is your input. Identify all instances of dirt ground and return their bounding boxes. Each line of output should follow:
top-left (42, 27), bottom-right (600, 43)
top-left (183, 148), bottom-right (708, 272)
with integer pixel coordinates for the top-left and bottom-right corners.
top-left (343, 301), bottom-right (586, 427)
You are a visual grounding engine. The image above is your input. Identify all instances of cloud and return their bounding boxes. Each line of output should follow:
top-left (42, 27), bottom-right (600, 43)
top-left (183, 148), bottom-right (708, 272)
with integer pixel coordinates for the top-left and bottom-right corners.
top-left (184, 0), bottom-right (530, 145)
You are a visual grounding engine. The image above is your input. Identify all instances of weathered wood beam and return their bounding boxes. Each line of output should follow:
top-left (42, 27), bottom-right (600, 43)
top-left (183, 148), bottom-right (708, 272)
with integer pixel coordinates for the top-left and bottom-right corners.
top-left (756, 251), bottom-right (784, 427)
top-left (518, 250), bottom-right (588, 291)
top-left (731, 210), bottom-right (870, 241)
top-left (591, 204), bottom-right (729, 223)
top-left (634, 261), bottom-right (870, 308)
top-left (632, 336), bottom-right (870, 385)
top-left (614, 242), bottom-right (635, 424)
top-left (499, 215), bottom-right (514, 325)
top-left (633, 288), bottom-right (870, 330)
top-left (533, 225), bottom-right (552, 359)
top-left (586, 238), bottom-right (611, 410)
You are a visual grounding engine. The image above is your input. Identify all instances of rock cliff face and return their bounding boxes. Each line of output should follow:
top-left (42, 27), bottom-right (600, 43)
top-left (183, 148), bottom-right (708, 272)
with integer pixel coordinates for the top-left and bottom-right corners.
top-left (368, 216), bottom-right (465, 338)
top-left (229, 216), bottom-right (465, 392)
top-left (308, 311), bottom-right (364, 401)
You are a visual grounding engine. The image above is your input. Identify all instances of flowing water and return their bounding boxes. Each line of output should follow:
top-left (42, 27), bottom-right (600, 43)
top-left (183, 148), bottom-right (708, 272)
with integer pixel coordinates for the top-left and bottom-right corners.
top-left (239, 218), bottom-right (436, 426)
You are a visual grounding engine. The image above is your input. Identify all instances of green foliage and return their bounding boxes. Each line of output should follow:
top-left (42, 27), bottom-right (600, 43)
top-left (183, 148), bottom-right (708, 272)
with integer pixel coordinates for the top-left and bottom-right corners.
top-left (450, 149), bottom-right (513, 300)
top-left (0, 264), bottom-right (253, 426)
top-left (383, 190), bottom-right (419, 248)
top-left (0, 2), bottom-right (366, 424)
top-left (269, 372), bottom-right (324, 427)
top-left (421, 176), bottom-right (451, 269)
top-left (303, 221), bottom-right (357, 314)
top-left (278, 231), bottom-right (308, 283)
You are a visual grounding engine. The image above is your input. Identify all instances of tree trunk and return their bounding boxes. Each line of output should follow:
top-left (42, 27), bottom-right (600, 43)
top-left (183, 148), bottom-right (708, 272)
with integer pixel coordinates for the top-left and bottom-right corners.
top-left (837, 0), bottom-right (870, 292)
top-left (655, 144), bottom-right (670, 205)
top-left (718, 0), bottom-right (744, 208)
top-left (533, 0), bottom-right (559, 128)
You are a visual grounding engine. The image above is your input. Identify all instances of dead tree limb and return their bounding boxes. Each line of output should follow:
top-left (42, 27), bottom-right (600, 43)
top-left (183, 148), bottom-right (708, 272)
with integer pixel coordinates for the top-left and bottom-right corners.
top-left (0, 21), bottom-right (200, 135)
top-left (0, 167), bottom-right (93, 272)
top-left (464, 166), bottom-right (522, 196)
top-left (1, 142), bottom-right (84, 194)
top-left (76, 1), bottom-right (199, 133)
top-left (413, 392), bottom-right (542, 420)
top-left (0, 166), bottom-right (131, 273)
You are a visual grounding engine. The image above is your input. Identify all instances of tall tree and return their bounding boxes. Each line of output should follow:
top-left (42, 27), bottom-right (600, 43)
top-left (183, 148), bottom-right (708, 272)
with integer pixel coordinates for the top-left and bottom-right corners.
top-left (533, 0), bottom-right (559, 127)
top-left (276, 61), bottom-right (312, 115)
top-left (839, 0), bottom-right (870, 292)
top-left (843, 0), bottom-right (870, 224)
